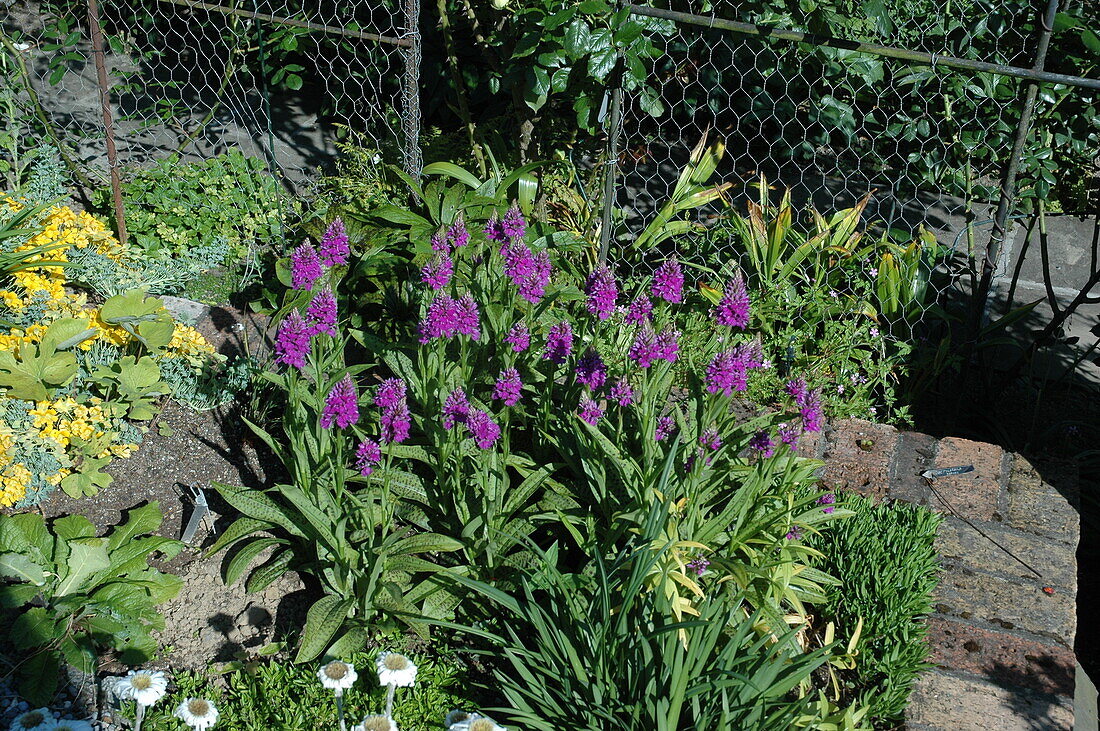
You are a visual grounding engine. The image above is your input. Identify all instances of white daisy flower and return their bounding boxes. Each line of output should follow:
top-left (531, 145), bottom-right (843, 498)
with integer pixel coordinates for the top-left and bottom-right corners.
top-left (375, 652), bottom-right (417, 688)
top-left (318, 660), bottom-right (359, 695)
top-left (174, 698), bottom-right (219, 730)
top-left (445, 710), bottom-right (473, 727)
top-left (116, 669), bottom-right (169, 707)
top-left (351, 715), bottom-right (398, 731)
top-left (54, 722), bottom-right (94, 731)
top-left (9, 708), bottom-right (57, 730)
top-left (449, 714), bottom-right (507, 731)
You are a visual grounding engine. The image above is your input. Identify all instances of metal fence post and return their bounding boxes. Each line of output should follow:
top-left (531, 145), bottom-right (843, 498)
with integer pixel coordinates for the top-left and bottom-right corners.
top-left (972, 0), bottom-right (1062, 324)
top-left (401, 0), bottom-right (423, 181)
top-left (87, 0), bottom-right (128, 247)
top-left (598, 86), bottom-right (622, 265)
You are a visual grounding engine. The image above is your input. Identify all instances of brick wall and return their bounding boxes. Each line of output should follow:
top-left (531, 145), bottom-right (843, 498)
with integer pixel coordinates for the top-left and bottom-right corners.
top-left (804, 420), bottom-right (1080, 730)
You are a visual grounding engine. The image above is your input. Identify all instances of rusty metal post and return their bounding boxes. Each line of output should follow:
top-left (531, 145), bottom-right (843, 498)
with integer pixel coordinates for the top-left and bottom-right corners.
top-left (86, 0), bottom-right (128, 248)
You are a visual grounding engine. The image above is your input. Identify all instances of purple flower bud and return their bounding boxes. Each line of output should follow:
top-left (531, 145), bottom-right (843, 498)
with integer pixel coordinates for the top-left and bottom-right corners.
top-left (577, 396), bottom-right (604, 426)
top-left (629, 326), bottom-right (661, 368)
top-left (544, 321), bottom-right (573, 365)
top-left (505, 322), bottom-right (530, 352)
top-left (699, 428), bottom-right (721, 451)
top-left (584, 266), bottom-right (618, 320)
top-left (319, 218), bottom-right (350, 267)
top-left (493, 368), bottom-right (523, 406)
top-left (447, 216), bottom-right (470, 248)
top-left (485, 214), bottom-right (507, 244)
top-left (651, 259), bottom-right (684, 304)
top-left (291, 243), bottom-right (324, 291)
top-left (375, 378), bottom-right (407, 410)
top-left (442, 388), bottom-right (470, 430)
top-left (655, 328), bottom-right (679, 363)
top-left (609, 377), bottom-right (635, 406)
top-left (749, 430), bottom-right (775, 458)
top-left (625, 295), bottom-right (653, 325)
top-left (321, 375), bottom-right (359, 429)
top-left (421, 252), bottom-right (454, 290)
top-left (714, 275), bottom-right (750, 329)
top-left (355, 439), bottom-right (381, 476)
top-left (306, 289), bottom-right (338, 336)
top-left (502, 205), bottom-right (526, 240)
top-left (381, 399), bottom-right (411, 444)
top-left (466, 409), bottom-right (501, 449)
top-left (655, 415), bottom-right (676, 442)
top-left (274, 310), bottom-right (312, 369)
top-left (575, 348), bottom-right (608, 390)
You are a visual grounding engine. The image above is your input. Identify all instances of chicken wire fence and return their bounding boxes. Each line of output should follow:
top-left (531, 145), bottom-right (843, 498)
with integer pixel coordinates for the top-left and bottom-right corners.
top-left (603, 0), bottom-right (1099, 333)
top-left (1, 0), bottom-right (419, 247)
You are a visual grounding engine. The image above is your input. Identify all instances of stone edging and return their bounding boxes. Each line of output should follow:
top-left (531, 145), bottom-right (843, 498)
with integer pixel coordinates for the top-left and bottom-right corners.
top-left (801, 419), bottom-right (1079, 731)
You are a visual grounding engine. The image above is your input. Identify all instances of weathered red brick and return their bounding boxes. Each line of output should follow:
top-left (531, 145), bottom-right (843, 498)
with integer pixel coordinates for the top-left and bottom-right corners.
top-left (926, 616), bottom-right (1075, 697)
top-left (1004, 455), bottom-right (1079, 544)
top-left (818, 419), bottom-right (898, 500)
top-left (928, 437), bottom-right (1005, 521)
top-left (933, 569), bottom-right (1075, 647)
top-left (935, 516), bottom-right (1076, 590)
top-left (889, 430), bottom-right (937, 506)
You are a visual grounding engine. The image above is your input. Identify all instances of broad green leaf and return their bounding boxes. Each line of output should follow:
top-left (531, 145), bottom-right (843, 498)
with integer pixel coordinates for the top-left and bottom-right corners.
top-left (107, 502), bottom-right (164, 552)
top-left (12, 607), bottom-right (58, 651)
top-left (246, 549), bottom-right (294, 592)
top-left (0, 553), bottom-right (45, 585)
top-left (18, 648), bottom-right (60, 706)
top-left (52, 515), bottom-right (96, 542)
top-left (224, 537), bottom-right (284, 586)
top-left (389, 532), bottom-right (463, 556)
top-left (295, 595), bottom-right (354, 663)
top-left (0, 513), bottom-right (49, 556)
top-left (205, 516), bottom-right (270, 556)
top-left (422, 162), bottom-right (483, 189)
top-left (0, 582), bottom-right (41, 608)
top-left (55, 538), bottom-right (110, 596)
top-left (325, 625), bottom-right (369, 661)
top-left (212, 482), bottom-right (304, 537)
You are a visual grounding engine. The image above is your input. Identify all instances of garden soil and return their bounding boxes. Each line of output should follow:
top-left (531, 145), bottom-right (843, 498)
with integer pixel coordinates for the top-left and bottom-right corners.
top-left (30, 300), bottom-right (315, 672)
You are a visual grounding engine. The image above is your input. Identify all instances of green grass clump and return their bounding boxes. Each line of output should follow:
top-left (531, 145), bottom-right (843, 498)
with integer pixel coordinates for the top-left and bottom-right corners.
top-left (811, 495), bottom-right (942, 724)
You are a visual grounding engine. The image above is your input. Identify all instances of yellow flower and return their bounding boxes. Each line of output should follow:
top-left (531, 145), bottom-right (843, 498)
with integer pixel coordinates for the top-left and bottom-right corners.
top-left (0, 461), bottom-right (31, 507)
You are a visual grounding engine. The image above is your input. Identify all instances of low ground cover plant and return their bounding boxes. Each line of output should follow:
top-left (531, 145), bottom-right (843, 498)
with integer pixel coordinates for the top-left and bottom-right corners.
top-left (135, 647), bottom-right (485, 730)
top-left (88, 150), bottom-right (285, 301)
top-left (0, 198), bottom-right (229, 507)
top-left (809, 494), bottom-right (942, 723)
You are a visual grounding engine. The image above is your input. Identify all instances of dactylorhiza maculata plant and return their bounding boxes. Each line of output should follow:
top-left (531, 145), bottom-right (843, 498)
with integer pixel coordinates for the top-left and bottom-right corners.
top-left (362, 204), bottom-right (847, 625)
top-left (210, 218), bottom-right (464, 663)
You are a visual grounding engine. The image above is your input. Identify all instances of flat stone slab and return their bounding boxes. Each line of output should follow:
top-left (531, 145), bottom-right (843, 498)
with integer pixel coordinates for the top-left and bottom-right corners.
top-left (907, 671), bottom-right (1074, 731)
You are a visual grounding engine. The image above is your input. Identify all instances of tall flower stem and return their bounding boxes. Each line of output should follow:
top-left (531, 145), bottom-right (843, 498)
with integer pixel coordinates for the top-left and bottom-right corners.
top-left (336, 692), bottom-right (347, 731)
top-left (135, 702), bottom-right (145, 731)
top-left (385, 683), bottom-right (396, 719)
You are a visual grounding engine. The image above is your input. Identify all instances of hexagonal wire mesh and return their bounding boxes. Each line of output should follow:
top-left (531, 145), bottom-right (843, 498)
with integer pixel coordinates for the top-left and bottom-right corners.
top-left (2, 0), bottom-right (419, 254)
top-left (609, 0), bottom-right (1062, 326)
